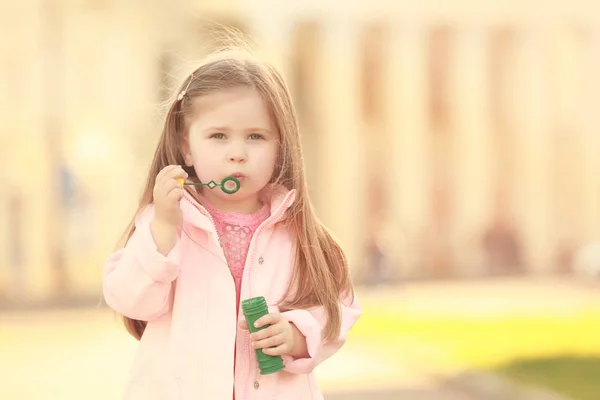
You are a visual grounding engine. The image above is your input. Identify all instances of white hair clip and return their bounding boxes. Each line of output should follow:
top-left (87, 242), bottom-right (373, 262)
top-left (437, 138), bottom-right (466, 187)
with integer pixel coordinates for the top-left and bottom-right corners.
top-left (177, 73), bottom-right (195, 102)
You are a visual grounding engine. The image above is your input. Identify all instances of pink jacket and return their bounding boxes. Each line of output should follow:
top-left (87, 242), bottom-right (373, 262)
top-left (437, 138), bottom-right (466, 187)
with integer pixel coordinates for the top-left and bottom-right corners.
top-left (102, 186), bottom-right (362, 399)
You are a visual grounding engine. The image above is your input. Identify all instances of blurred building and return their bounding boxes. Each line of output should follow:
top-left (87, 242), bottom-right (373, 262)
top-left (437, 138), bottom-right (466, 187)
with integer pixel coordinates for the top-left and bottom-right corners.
top-left (1, 0), bottom-right (599, 303)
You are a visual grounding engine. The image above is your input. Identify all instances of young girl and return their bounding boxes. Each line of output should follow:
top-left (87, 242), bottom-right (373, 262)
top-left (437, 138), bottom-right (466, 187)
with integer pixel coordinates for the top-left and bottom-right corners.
top-left (102, 47), bottom-right (362, 400)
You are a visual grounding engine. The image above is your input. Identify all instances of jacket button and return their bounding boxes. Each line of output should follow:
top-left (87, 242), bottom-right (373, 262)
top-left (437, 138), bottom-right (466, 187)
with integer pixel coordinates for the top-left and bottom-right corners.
top-left (254, 381), bottom-right (260, 389)
top-left (258, 256), bottom-right (264, 265)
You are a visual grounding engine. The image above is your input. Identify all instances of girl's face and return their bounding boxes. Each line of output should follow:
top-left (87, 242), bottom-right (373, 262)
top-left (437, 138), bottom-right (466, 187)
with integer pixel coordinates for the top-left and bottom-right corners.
top-left (182, 86), bottom-right (278, 213)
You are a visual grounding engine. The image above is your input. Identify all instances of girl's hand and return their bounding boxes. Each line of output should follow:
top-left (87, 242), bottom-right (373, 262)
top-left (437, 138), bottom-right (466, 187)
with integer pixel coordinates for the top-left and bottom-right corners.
top-left (150, 165), bottom-right (187, 255)
top-left (239, 313), bottom-right (309, 358)
top-left (153, 165), bottom-right (188, 229)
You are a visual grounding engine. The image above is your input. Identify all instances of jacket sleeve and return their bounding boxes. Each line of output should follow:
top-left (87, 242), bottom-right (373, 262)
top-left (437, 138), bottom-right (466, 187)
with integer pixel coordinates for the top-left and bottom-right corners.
top-left (102, 205), bottom-right (182, 321)
top-left (280, 292), bottom-right (362, 374)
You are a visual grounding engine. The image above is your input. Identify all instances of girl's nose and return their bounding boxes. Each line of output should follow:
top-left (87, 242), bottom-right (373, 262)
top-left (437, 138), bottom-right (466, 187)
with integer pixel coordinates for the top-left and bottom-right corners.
top-left (228, 154), bottom-right (246, 163)
top-left (227, 144), bottom-right (247, 163)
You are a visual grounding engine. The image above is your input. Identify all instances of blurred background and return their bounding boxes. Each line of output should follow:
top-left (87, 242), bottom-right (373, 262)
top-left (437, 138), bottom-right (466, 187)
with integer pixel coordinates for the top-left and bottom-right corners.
top-left (2, 1), bottom-right (600, 399)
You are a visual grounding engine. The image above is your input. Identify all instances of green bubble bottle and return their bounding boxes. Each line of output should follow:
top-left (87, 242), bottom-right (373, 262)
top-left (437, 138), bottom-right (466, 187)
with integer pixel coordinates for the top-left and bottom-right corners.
top-left (241, 296), bottom-right (285, 375)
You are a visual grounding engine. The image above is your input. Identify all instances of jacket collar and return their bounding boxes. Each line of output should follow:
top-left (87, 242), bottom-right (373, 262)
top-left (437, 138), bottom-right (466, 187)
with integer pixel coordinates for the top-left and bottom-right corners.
top-left (181, 184), bottom-right (296, 232)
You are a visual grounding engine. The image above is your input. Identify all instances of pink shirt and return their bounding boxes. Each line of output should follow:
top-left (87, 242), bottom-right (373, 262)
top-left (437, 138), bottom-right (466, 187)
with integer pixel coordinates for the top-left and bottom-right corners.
top-left (202, 198), bottom-right (270, 314)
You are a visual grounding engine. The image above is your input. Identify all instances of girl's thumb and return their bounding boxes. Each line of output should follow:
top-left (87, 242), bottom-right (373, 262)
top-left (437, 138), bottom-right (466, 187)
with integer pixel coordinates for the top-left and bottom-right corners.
top-left (239, 320), bottom-right (248, 330)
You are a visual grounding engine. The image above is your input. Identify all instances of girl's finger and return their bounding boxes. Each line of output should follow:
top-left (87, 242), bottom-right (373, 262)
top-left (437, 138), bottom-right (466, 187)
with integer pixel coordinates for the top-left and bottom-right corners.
top-left (164, 179), bottom-right (184, 194)
top-left (252, 333), bottom-right (285, 350)
top-left (262, 343), bottom-right (288, 356)
top-left (250, 323), bottom-right (282, 341)
top-left (156, 165), bottom-right (179, 184)
top-left (162, 167), bottom-right (187, 190)
top-left (166, 187), bottom-right (184, 202)
top-left (254, 313), bottom-right (280, 329)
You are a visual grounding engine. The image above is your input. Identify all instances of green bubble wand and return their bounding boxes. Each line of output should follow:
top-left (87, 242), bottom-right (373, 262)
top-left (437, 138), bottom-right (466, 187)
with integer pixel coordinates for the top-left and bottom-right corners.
top-left (177, 176), bottom-right (241, 194)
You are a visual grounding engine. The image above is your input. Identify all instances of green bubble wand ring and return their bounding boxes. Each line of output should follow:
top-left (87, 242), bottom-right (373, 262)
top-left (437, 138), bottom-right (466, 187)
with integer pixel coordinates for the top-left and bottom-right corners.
top-left (177, 176), bottom-right (240, 194)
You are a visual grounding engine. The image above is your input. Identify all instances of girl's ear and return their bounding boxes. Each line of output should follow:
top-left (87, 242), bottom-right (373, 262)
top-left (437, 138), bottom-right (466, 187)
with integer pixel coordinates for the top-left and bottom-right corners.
top-left (183, 152), bottom-right (194, 167)
top-left (179, 136), bottom-right (194, 167)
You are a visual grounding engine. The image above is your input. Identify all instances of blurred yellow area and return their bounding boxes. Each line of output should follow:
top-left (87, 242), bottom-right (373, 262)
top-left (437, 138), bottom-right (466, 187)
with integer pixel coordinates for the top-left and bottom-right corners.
top-left (357, 281), bottom-right (600, 372)
top-left (359, 309), bottom-right (600, 370)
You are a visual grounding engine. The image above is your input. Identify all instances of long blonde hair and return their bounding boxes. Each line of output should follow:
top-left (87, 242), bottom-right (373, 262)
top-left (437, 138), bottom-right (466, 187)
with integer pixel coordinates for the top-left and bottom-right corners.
top-left (119, 47), bottom-right (353, 343)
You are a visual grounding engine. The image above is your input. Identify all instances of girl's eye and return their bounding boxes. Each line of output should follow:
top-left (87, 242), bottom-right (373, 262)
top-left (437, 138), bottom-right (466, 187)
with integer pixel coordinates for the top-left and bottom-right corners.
top-left (210, 133), bottom-right (226, 139)
top-left (249, 133), bottom-right (263, 140)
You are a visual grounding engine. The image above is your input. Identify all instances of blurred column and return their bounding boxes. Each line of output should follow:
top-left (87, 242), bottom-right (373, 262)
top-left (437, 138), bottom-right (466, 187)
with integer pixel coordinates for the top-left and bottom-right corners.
top-left (383, 22), bottom-right (430, 276)
top-left (312, 18), bottom-right (365, 273)
top-left (249, 16), bottom-right (294, 94)
top-left (448, 26), bottom-right (494, 276)
top-left (506, 27), bottom-right (553, 272)
top-left (42, 0), bottom-right (70, 298)
top-left (244, 1), bottom-right (295, 97)
top-left (61, 2), bottom-right (155, 298)
top-left (0, 2), bottom-right (49, 302)
top-left (0, 1), bottom-right (10, 296)
top-left (0, 0), bottom-right (62, 301)
top-left (0, 3), bottom-right (9, 297)
top-left (582, 28), bottom-right (600, 241)
top-left (550, 26), bottom-right (597, 249)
